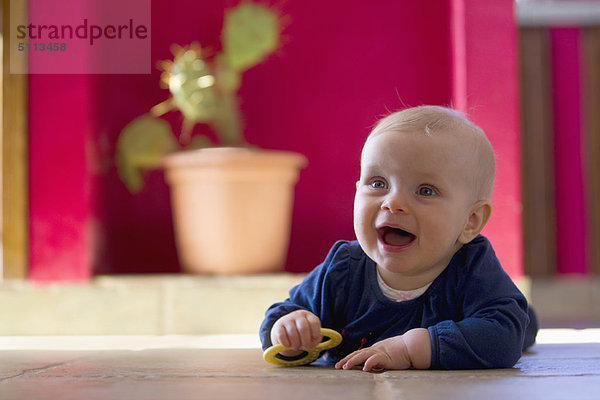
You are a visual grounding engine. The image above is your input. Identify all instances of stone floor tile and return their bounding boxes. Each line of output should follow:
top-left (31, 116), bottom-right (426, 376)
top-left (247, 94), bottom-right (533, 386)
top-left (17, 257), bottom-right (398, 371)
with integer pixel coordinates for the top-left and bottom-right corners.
top-left (1, 343), bottom-right (599, 400)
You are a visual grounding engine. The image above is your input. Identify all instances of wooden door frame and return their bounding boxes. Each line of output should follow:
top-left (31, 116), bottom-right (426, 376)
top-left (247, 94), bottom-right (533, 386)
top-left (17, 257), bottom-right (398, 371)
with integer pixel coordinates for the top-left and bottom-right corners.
top-left (1, 0), bottom-right (28, 279)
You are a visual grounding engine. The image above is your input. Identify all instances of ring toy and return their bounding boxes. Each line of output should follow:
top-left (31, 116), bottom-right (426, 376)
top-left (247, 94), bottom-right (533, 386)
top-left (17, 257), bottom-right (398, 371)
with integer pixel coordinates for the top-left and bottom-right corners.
top-left (263, 328), bottom-right (342, 367)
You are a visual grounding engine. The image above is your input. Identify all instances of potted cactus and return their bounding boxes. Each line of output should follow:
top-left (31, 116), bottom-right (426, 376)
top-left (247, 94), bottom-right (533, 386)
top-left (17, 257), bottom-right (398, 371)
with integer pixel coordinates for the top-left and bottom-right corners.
top-left (116, 2), bottom-right (307, 274)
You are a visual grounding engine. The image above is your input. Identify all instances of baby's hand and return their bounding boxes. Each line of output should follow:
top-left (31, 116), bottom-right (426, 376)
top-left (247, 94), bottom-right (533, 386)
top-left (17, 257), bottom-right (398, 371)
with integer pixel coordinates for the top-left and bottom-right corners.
top-left (270, 310), bottom-right (322, 356)
top-left (335, 328), bottom-right (431, 372)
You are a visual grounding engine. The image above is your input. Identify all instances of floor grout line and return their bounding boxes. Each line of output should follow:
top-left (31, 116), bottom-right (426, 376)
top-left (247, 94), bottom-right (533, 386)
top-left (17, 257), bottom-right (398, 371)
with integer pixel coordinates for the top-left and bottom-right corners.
top-left (0, 357), bottom-right (90, 384)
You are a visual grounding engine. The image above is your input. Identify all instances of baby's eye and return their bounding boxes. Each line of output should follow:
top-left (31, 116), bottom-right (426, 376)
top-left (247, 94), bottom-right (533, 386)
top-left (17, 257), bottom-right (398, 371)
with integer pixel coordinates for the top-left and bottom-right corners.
top-left (417, 186), bottom-right (437, 196)
top-left (369, 179), bottom-right (388, 189)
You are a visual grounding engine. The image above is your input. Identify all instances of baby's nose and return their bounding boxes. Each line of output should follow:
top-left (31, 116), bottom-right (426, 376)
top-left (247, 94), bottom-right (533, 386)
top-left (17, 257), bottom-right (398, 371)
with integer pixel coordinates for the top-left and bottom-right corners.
top-left (380, 192), bottom-right (408, 213)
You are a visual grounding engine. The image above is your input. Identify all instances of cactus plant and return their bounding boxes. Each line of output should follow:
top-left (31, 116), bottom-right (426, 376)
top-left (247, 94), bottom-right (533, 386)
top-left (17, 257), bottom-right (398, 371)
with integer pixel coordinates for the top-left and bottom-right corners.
top-left (116, 1), bottom-right (282, 193)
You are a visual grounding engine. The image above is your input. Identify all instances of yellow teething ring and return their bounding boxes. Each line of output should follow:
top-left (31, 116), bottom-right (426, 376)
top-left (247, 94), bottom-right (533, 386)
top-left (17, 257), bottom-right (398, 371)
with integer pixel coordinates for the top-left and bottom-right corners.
top-left (263, 328), bottom-right (342, 367)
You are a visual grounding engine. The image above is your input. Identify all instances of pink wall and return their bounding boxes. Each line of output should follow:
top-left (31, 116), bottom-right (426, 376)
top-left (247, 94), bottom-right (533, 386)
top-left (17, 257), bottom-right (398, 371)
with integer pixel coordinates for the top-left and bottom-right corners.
top-left (550, 28), bottom-right (588, 275)
top-left (28, 76), bottom-right (95, 281)
top-left (452, 0), bottom-right (523, 278)
top-left (28, 0), bottom-right (524, 280)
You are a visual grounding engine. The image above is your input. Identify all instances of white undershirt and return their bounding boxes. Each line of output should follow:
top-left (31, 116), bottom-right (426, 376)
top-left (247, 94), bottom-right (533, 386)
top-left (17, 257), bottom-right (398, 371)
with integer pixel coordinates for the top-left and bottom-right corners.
top-left (376, 269), bottom-right (432, 302)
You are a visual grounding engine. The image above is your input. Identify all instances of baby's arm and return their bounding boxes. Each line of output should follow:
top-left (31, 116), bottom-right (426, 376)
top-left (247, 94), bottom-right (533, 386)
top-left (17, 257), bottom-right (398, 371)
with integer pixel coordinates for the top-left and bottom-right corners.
top-left (260, 241), bottom-right (351, 352)
top-left (335, 328), bottom-right (431, 372)
top-left (271, 310), bottom-right (323, 357)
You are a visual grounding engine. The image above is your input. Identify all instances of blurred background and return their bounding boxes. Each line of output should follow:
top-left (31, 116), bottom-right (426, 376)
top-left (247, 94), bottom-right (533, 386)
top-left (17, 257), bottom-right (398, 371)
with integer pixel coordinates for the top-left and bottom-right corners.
top-left (1, 0), bottom-right (599, 335)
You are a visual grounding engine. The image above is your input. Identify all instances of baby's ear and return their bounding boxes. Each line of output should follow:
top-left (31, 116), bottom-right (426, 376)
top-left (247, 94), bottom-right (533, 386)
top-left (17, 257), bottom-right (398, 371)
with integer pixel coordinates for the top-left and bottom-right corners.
top-left (458, 201), bottom-right (492, 244)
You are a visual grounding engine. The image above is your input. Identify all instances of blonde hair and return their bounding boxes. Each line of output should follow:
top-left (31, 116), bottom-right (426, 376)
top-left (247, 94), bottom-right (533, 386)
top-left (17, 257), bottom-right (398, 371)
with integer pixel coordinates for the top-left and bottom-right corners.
top-left (366, 105), bottom-right (496, 201)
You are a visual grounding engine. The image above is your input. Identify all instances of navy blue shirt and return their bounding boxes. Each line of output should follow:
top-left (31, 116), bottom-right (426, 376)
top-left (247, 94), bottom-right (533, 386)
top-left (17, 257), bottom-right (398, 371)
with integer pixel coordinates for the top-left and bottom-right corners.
top-left (260, 235), bottom-right (536, 369)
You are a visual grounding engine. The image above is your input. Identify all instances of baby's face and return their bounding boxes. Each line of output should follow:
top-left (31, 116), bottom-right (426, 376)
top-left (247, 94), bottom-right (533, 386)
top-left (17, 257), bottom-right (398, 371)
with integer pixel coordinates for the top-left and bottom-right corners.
top-left (353, 129), bottom-right (478, 289)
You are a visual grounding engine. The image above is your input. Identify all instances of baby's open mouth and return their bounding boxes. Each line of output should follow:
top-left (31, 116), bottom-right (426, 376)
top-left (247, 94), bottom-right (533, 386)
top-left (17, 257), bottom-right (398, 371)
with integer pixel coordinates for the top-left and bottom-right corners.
top-left (377, 226), bottom-right (416, 247)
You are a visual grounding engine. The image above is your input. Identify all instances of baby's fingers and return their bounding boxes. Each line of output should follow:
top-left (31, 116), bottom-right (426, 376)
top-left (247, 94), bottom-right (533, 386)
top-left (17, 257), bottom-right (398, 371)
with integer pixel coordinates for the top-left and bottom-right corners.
top-left (272, 325), bottom-right (292, 348)
top-left (271, 318), bottom-right (300, 349)
top-left (335, 350), bottom-right (371, 370)
top-left (334, 351), bottom-right (354, 369)
top-left (363, 353), bottom-right (390, 372)
top-left (305, 313), bottom-right (323, 346)
top-left (334, 355), bottom-right (348, 369)
top-left (295, 314), bottom-right (321, 349)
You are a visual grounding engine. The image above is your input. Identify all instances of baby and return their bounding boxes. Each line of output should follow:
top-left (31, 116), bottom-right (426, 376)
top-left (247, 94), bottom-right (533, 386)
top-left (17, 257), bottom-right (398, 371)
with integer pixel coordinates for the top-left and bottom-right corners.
top-left (260, 105), bottom-right (537, 371)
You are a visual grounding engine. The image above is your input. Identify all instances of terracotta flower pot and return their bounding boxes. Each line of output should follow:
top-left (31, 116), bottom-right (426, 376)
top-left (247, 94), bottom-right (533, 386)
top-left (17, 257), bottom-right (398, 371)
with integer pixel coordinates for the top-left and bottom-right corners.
top-left (163, 147), bottom-right (307, 274)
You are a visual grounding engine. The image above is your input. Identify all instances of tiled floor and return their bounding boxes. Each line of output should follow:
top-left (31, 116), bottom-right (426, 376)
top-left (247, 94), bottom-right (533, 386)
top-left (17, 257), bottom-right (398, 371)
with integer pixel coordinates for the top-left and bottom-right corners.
top-left (1, 276), bottom-right (599, 399)
top-left (0, 333), bottom-right (599, 400)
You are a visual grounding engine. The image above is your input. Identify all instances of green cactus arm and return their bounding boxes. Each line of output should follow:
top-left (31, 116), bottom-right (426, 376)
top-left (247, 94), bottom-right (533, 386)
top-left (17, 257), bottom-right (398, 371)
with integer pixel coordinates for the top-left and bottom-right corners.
top-left (167, 44), bottom-right (220, 124)
top-left (210, 90), bottom-right (244, 146)
top-left (185, 135), bottom-right (213, 150)
top-left (116, 115), bottom-right (178, 193)
top-left (215, 54), bottom-right (242, 93)
top-left (221, 1), bottom-right (280, 72)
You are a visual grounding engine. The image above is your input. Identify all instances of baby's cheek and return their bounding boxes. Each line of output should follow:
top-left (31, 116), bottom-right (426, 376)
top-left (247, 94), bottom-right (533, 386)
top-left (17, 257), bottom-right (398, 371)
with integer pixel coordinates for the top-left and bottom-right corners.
top-left (354, 209), bottom-right (370, 234)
